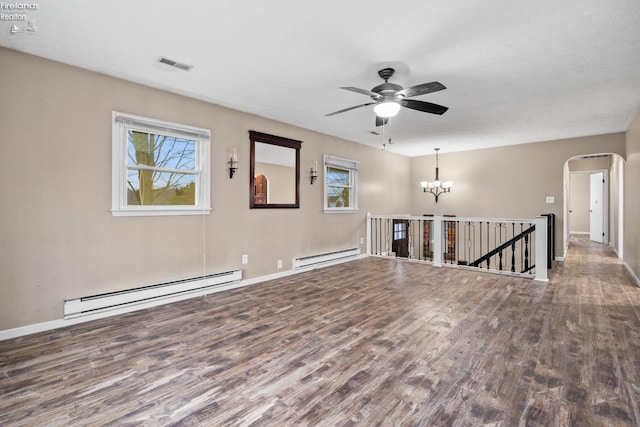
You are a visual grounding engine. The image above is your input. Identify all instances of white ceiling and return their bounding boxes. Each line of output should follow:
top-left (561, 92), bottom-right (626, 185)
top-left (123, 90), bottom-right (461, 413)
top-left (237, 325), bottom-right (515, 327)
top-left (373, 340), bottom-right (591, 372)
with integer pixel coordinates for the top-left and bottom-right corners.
top-left (2, 0), bottom-right (640, 157)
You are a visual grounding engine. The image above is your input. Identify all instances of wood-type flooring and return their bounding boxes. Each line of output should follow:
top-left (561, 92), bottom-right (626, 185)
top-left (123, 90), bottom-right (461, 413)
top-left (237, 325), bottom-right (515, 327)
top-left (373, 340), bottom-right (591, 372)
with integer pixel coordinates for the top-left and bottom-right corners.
top-left (1, 236), bottom-right (640, 426)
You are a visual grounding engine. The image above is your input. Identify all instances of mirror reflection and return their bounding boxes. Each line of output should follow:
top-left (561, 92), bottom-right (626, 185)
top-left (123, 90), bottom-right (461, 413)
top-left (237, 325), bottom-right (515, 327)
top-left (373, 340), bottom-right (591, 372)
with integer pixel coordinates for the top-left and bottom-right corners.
top-left (254, 142), bottom-right (296, 204)
top-left (249, 131), bottom-right (301, 208)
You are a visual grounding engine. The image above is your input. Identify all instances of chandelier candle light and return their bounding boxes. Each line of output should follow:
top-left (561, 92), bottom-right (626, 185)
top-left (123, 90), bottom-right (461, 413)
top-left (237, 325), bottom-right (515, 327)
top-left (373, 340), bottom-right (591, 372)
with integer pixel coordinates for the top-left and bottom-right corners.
top-left (421, 148), bottom-right (452, 203)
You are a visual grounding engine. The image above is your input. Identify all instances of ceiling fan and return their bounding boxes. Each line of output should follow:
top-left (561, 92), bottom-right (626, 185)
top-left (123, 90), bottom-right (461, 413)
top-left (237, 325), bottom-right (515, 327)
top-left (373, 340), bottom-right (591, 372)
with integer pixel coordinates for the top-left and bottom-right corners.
top-left (326, 68), bottom-right (448, 127)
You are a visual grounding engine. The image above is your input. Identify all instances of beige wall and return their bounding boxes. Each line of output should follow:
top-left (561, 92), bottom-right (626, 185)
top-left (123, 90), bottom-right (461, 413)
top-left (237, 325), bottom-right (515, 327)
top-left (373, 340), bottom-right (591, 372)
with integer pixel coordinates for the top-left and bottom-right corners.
top-left (0, 48), bottom-right (411, 330)
top-left (625, 111), bottom-right (640, 279)
top-left (409, 134), bottom-right (626, 258)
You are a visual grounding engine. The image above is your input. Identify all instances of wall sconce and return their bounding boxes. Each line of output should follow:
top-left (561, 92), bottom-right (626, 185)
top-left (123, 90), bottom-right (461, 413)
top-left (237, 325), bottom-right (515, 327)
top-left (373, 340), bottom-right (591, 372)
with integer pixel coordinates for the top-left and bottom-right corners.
top-left (310, 160), bottom-right (318, 184)
top-left (227, 147), bottom-right (238, 178)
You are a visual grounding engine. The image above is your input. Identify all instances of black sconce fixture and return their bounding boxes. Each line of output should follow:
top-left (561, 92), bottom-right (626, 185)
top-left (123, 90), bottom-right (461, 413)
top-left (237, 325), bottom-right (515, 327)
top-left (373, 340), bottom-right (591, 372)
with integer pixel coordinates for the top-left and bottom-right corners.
top-left (227, 148), bottom-right (238, 178)
top-left (310, 160), bottom-right (318, 184)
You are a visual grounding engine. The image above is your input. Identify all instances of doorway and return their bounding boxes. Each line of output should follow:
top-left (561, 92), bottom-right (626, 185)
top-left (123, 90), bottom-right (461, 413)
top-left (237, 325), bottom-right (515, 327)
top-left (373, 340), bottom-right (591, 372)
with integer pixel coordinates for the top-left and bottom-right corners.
top-left (392, 219), bottom-right (409, 258)
top-left (254, 174), bottom-right (268, 205)
top-left (564, 154), bottom-right (623, 259)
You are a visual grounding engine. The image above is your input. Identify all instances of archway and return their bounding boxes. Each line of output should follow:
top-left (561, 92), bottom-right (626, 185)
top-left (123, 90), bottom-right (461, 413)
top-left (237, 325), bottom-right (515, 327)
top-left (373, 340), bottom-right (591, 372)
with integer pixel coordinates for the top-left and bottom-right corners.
top-left (563, 153), bottom-right (625, 259)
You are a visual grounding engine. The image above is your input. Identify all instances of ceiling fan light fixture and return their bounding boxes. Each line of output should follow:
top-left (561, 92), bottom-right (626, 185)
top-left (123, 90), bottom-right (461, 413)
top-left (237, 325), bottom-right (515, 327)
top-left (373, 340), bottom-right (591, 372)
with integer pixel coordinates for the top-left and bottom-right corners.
top-left (373, 101), bottom-right (401, 118)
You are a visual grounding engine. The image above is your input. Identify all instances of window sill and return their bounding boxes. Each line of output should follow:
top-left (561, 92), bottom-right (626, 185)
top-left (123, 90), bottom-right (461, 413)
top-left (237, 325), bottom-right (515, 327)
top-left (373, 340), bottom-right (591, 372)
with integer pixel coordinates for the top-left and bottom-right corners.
top-left (323, 209), bottom-right (359, 214)
top-left (112, 207), bottom-right (212, 217)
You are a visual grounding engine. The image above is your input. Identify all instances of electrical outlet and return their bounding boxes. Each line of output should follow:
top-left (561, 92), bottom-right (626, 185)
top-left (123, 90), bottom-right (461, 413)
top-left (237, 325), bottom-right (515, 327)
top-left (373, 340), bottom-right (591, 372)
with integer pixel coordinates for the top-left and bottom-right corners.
top-left (360, 237), bottom-right (364, 245)
top-left (277, 259), bottom-right (283, 269)
top-left (242, 254), bottom-right (248, 265)
top-left (546, 196), bottom-right (555, 204)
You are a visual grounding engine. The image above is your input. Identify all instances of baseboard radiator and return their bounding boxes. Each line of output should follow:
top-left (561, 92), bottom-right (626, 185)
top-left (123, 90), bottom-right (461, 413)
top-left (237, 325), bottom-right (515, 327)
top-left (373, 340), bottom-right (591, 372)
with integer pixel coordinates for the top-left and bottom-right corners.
top-left (64, 270), bottom-right (242, 319)
top-left (293, 247), bottom-right (361, 269)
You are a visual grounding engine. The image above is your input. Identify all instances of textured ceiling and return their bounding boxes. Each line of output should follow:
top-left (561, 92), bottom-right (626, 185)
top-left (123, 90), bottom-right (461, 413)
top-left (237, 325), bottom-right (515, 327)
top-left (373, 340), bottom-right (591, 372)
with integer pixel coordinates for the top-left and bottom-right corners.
top-left (2, 0), bottom-right (640, 156)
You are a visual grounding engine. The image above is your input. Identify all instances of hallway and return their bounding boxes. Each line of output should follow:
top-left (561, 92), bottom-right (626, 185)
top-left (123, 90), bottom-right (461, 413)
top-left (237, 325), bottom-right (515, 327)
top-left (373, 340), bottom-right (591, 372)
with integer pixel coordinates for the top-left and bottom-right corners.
top-left (538, 234), bottom-right (640, 425)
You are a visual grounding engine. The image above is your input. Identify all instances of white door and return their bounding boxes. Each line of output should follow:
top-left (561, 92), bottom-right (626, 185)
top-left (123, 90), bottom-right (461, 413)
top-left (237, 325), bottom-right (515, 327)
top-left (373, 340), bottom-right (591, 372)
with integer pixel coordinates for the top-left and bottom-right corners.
top-left (589, 172), bottom-right (604, 243)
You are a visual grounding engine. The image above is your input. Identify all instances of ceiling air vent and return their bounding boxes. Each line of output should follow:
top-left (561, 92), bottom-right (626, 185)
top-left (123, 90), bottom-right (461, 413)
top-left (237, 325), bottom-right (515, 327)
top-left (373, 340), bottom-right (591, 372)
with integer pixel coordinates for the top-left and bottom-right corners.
top-left (580, 154), bottom-right (610, 160)
top-left (158, 57), bottom-right (193, 71)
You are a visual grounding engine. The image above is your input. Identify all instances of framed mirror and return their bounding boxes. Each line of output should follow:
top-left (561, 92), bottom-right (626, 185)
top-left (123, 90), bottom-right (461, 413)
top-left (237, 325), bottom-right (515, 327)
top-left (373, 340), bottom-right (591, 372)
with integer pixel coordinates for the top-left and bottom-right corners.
top-left (249, 130), bottom-right (302, 208)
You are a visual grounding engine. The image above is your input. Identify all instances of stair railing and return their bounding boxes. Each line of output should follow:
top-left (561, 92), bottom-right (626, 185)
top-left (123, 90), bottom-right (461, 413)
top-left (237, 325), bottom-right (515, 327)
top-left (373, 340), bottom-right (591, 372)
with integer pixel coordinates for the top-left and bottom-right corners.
top-left (366, 214), bottom-right (548, 281)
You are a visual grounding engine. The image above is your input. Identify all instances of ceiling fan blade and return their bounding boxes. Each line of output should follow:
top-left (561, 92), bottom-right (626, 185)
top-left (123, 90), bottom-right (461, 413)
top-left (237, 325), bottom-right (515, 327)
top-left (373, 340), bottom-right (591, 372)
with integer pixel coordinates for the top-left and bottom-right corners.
top-left (341, 87), bottom-right (382, 99)
top-left (376, 116), bottom-right (389, 127)
top-left (398, 81), bottom-right (446, 98)
top-left (325, 102), bottom-right (375, 117)
top-left (401, 99), bottom-right (448, 115)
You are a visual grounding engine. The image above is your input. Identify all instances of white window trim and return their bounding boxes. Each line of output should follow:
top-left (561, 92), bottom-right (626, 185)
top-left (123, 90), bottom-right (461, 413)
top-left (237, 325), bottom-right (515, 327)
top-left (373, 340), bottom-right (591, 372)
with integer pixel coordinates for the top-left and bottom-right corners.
top-left (111, 111), bottom-right (211, 216)
top-left (323, 154), bottom-right (359, 213)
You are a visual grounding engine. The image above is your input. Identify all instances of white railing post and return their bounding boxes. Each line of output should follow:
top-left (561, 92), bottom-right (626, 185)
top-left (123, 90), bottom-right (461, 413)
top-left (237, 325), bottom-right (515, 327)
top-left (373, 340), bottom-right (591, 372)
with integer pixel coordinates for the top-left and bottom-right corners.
top-left (535, 216), bottom-right (548, 281)
top-left (433, 215), bottom-right (443, 267)
top-left (366, 212), bottom-right (372, 256)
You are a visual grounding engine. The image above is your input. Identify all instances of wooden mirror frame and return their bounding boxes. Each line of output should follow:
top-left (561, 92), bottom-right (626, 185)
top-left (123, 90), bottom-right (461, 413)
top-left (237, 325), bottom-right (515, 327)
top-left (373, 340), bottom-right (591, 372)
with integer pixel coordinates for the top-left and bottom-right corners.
top-left (249, 130), bottom-right (302, 209)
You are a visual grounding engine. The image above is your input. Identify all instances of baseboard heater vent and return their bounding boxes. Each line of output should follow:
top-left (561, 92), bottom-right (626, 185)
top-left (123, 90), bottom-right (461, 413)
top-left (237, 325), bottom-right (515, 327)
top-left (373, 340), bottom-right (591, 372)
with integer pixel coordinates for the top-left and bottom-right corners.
top-left (64, 270), bottom-right (242, 319)
top-left (293, 247), bottom-right (361, 269)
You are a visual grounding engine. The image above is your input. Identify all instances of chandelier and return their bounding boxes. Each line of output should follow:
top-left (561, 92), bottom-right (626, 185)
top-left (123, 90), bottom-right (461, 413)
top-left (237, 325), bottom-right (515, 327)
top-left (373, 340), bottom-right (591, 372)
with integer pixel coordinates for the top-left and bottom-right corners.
top-left (420, 148), bottom-right (452, 203)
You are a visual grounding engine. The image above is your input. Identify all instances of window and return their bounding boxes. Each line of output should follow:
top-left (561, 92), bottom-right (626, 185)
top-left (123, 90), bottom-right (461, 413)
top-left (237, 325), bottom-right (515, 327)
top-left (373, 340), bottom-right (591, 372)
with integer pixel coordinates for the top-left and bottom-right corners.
top-left (324, 155), bottom-right (358, 212)
top-left (394, 222), bottom-right (407, 240)
top-left (112, 112), bottom-right (211, 216)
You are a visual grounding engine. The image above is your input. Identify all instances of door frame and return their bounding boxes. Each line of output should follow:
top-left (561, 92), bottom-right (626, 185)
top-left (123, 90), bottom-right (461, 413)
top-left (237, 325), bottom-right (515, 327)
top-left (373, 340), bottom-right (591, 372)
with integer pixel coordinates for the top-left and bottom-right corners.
top-left (567, 168), bottom-right (608, 245)
top-left (589, 171), bottom-right (606, 243)
top-left (563, 154), bottom-right (624, 259)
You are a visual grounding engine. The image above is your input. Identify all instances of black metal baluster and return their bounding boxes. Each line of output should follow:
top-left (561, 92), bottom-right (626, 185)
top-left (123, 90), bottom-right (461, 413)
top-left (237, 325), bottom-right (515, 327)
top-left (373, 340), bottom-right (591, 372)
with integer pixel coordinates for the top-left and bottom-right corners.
top-left (511, 241), bottom-right (516, 272)
top-left (524, 233), bottom-right (530, 272)
top-left (486, 222), bottom-right (490, 270)
top-left (511, 222), bottom-right (516, 271)
top-left (520, 223), bottom-right (524, 272)
top-left (467, 221), bottom-right (476, 262)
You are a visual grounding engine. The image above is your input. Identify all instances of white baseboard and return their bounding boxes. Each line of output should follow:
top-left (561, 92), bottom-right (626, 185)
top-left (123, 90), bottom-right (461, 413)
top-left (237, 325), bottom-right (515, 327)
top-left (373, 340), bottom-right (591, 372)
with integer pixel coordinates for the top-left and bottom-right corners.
top-left (0, 254), bottom-right (367, 342)
top-left (570, 231), bottom-right (590, 235)
top-left (554, 256), bottom-right (565, 262)
top-left (624, 262), bottom-right (640, 287)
